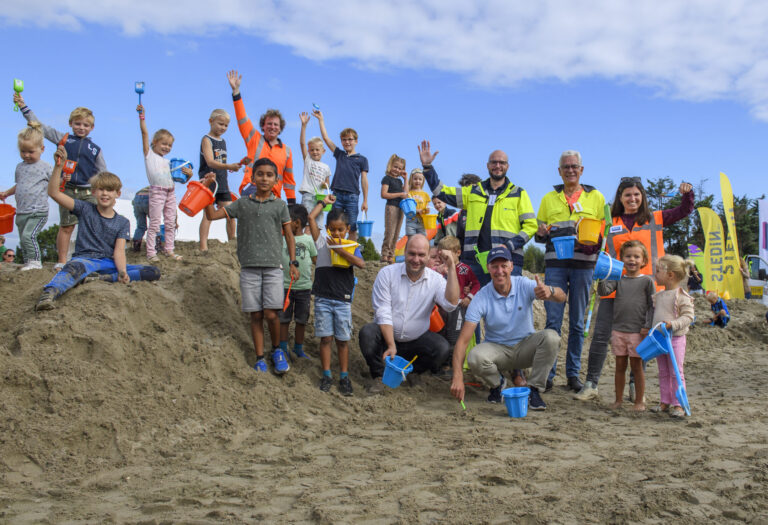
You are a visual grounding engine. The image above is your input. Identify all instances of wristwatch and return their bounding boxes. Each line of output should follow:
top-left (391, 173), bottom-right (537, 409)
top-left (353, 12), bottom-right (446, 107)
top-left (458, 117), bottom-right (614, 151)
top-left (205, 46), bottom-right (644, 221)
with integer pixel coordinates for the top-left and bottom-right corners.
top-left (549, 285), bottom-right (555, 297)
top-left (290, 260), bottom-right (299, 267)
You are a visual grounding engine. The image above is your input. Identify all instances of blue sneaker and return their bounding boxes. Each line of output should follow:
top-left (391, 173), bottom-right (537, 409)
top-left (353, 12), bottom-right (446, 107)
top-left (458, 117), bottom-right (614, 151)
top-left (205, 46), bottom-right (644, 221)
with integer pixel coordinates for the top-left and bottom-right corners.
top-left (292, 348), bottom-right (310, 360)
top-left (273, 349), bottom-right (290, 374)
top-left (253, 358), bottom-right (268, 372)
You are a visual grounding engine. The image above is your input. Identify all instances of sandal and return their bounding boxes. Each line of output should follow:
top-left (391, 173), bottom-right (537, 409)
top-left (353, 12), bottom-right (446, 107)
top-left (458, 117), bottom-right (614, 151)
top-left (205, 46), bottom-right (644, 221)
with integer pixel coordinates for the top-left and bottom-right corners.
top-left (147, 255), bottom-right (160, 262)
top-left (165, 252), bottom-right (183, 261)
top-left (669, 406), bottom-right (686, 418)
top-left (650, 404), bottom-right (669, 413)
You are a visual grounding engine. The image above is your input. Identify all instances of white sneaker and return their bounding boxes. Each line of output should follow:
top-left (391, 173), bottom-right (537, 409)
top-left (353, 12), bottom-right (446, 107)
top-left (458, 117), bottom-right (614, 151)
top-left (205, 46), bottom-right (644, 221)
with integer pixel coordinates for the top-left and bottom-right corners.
top-left (20, 261), bottom-right (43, 271)
top-left (573, 380), bottom-right (599, 401)
top-left (53, 262), bottom-right (65, 270)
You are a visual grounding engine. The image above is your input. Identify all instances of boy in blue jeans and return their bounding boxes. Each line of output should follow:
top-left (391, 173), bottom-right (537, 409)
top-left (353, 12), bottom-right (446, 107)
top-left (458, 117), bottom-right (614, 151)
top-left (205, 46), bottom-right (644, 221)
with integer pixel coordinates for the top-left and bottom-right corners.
top-left (308, 196), bottom-right (365, 395)
top-left (36, 146), bottom-right (160, 311)
top-left (312, 109), bottom-right (368, 241)
top-left (203, 159), bottom-right (299, 374)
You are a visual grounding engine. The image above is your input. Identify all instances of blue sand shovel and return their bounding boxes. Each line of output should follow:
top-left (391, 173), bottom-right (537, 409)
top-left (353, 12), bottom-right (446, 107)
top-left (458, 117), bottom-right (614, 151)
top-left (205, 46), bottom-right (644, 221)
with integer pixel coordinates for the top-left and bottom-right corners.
top-left (637, 323), bottom-right (691, 416)
top-left (666, 337), bottom-right (691, 416)
top-left (135, 81), bottom-right (145, 112)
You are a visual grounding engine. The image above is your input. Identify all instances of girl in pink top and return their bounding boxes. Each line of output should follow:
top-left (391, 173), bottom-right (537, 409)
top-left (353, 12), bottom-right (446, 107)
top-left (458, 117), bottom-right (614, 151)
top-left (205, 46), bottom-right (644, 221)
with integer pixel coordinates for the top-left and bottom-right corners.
top-left (651, 254), bottom-right (696, 418)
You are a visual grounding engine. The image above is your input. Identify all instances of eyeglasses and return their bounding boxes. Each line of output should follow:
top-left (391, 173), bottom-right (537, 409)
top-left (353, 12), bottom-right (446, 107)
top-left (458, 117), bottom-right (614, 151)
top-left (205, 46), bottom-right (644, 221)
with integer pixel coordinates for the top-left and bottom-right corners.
top-left (560, 164), bottom-right (582, 170)
top-left (488, 160), bottom-right (508, 165)
top-left (620, 177), bottom-right (642, 183)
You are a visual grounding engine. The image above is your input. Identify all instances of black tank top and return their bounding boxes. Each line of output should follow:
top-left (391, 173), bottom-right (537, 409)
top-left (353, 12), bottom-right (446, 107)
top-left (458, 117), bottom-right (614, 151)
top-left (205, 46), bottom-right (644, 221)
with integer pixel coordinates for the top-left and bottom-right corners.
top-left (198, 135), bottom-right (228, 178)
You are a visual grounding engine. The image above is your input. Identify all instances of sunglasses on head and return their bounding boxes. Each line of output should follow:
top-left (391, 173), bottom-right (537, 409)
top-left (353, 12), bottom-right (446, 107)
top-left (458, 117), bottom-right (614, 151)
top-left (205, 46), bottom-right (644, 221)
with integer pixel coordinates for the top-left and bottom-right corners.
top-left (620, 177), bottom-right (642, 183)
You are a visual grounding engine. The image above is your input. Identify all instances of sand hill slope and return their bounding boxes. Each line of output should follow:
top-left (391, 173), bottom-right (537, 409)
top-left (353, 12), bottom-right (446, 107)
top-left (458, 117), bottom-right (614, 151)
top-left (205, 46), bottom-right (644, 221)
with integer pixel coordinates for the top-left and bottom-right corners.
top-left (1, 242), bottom-right (768, 523)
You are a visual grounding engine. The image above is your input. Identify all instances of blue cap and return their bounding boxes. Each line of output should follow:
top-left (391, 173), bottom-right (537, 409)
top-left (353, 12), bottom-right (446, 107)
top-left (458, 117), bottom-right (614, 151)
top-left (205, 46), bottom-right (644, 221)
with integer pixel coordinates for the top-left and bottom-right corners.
top-left (487, 245), bottom-right (512, 263)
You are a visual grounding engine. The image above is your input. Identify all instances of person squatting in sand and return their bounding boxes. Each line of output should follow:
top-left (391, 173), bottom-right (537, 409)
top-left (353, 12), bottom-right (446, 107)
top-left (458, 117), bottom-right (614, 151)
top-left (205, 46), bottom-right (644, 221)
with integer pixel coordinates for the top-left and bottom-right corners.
top-left (650, 254), bottom-right (696, 418)
top-left (35, 145), bottom-right (161, 311)
top-left (278, 204), bottom-right (317, 360)
top-left (308, 195), bottom-right (366, 396)
top-left (0, 122), bottom-right (52, 271)
top-left (596, 240), bottom-right (655, 411)
top-left (706, 291), bottom-right (730, 327)
top-left (202, 159), bottom-right (299, 374)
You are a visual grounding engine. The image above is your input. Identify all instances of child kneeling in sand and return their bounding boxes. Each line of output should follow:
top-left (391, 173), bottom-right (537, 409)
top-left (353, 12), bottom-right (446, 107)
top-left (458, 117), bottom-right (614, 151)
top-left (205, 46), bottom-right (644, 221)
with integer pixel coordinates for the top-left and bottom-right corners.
top-left (651, 254), bottom-right (695, 418)
top-left (308, 195), bottom-right (365, 395)
top-left (202, 159), bottom-right (299, 374)
top-left (706, 291), bottom-right (730, 327)
top-left (36, 146), bottom-right (161, 311)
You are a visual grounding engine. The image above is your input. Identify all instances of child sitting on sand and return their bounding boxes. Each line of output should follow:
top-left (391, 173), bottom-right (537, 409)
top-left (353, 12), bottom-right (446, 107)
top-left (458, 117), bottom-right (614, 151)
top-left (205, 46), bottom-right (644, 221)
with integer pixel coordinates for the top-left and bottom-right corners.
top-left (278, 204), bottom-right (317, 360)
top-left (596, 240), bottom-right (655, 411)
top-left (651, 254), bottom-right (696, 418)
top-left (706, 291), bottom-right (730, 327)
top-left (35, 146), bottom-right (161, 311)
top-left (308, 195), bottom-right (365, 395)
top-left (0, 122), bottom-right (52, 270)
top-left (202, 159), bottom-right (299, 374)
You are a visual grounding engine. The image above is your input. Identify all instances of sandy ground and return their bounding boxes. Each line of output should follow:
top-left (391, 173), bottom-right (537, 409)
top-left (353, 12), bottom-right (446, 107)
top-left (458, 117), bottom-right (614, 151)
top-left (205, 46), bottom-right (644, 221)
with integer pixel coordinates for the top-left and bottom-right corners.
top-left (1, 240), bottom-right (768, 524)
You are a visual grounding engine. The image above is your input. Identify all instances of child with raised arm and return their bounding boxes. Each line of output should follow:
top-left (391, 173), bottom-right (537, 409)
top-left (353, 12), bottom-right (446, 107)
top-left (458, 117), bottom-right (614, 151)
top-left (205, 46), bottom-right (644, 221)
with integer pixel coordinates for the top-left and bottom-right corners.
top-left (596, 240), bottom-right (655, 411)
top-left (278, 204), bottom-right (317, 359)
top-left (202, 159), bottom-right (299, 374)
top-left (298, 112), bottom-right (331, 229)
top-left (405, 168), bottom-right (430, 238)
top-left (0, 122), bottom-right (52, 270)
top-left (651, 254), bottom-right (696, 418)
top-left (308, 195), bottom-right (365, 395)
top-left (14, 92), bottom-right (105, 269)
top-left (312, 109), bottom-right (368, 241)
top-left (137, 104), bottom-right (191, 262)
top-left (35, 146), bottom-right (160, 311)
top-left (380, 154), bottom-right (408, 263)
top-left (198, 109), bottom-right (243, 251)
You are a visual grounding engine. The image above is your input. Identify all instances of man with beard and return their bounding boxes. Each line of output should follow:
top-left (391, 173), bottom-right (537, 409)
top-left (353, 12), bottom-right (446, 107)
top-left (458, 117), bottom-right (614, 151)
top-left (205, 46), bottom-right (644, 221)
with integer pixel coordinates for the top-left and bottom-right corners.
top-left (418, 141), bottom-right (537, 282)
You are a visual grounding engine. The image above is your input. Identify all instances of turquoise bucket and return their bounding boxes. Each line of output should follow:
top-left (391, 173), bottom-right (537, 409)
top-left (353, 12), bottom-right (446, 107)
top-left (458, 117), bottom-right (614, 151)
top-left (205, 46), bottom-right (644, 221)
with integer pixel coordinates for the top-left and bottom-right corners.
top-left (382, 356), bottom-right (414, 389)
top-left (593, 252), bottom-right (624, 280)
top-left (552, 235), bottom-right (576, 259)
top-left (170, 158), bottom-right (193, 183)
top-left (399, 198), bottom-right (417, 219)
top-left (357, 220), bottom-right (374, 238)
top-left (502, 387), bottom-right (530, 418)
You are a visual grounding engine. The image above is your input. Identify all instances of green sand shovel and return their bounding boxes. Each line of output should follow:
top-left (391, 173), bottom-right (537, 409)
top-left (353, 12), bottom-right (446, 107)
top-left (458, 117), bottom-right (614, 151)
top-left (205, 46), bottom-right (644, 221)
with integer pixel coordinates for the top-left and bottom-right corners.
top-left (13, 79), bottom-right (24, 111)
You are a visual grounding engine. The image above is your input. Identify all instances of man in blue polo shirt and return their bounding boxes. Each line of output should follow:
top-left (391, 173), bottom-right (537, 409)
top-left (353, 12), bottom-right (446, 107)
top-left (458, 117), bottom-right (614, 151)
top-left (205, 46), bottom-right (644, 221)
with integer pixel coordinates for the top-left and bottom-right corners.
top-left (449, 246), bottom-right (566, 410)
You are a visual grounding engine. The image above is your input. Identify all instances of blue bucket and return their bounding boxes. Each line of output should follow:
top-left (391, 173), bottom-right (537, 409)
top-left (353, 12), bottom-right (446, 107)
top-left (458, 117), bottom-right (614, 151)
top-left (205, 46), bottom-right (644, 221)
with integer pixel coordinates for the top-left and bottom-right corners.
top-left (636, 323), bottom-right (671, 362)
top-left (552, 235), bottom-right (576, 259)
top-left (593, 252), bottom-right (624, 280)
top-left (501, 387), bottom-right (530, 418)
top-left (399, 198), bottom-right (417, 219)
top-left (382, 356), bottom-right (414, 389)
top-left (170, 158), bottom-right (193, 183)
top-left (357, 220), bottom-right (374, 238)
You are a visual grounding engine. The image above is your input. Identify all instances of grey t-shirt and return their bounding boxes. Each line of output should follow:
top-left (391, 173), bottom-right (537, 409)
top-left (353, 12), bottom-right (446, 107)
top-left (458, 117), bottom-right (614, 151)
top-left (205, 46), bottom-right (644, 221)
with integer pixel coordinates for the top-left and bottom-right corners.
top-left (597, 275), bottom-right (655, 333)
top-left (72, 199), bottom-right (130, 259)
top-left (224, 193), bottom-right (290, 268)
top-left (14, 160), bottom-right (52, 214)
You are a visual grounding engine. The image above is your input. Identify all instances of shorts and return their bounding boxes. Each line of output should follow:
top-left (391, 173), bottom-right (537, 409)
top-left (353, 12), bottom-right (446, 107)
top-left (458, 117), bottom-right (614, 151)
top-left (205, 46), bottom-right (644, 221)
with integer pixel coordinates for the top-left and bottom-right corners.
top-left (610, 330), bottom-right (643, 358)
top-left (314, 296), bottom-right (352, 341)
top-left (405, 215), bottom-right (426, 236)
top-left (332, 190), bottom-right (359, 232)
top-left (240, 267), bottom-right (284, 312)
top-left (278, 288), bottom-right (311, 324)
top-left (199, 172), bottom-right (231, 201)
top-left (60, 186), bottom-right (97, 227)
top-left (301, 191), bottom-right (323, 227)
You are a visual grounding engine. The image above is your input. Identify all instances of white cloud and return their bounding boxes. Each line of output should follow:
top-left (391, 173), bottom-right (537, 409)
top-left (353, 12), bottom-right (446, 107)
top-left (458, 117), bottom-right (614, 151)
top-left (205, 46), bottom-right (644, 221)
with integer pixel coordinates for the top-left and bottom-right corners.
top-left (5, 1), bottom-right (768, 118)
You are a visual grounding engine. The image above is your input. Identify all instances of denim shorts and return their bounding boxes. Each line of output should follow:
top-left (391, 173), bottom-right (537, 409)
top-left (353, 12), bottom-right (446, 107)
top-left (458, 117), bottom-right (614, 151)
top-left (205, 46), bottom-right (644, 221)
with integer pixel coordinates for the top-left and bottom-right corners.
top-left (240, 267), bottom-right (284, 312)
top-left (314, 296), bottom-right (352, 341)
top-left (332, 190), bottom-right (359, 232)
top-left (405, 215), bottom-right (426, 236)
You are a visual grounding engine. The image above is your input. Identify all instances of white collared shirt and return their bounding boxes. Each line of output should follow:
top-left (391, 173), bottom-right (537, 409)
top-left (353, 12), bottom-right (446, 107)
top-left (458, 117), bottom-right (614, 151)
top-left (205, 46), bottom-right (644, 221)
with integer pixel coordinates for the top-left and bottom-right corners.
top-left (372, 263), bottom-right (458, 342)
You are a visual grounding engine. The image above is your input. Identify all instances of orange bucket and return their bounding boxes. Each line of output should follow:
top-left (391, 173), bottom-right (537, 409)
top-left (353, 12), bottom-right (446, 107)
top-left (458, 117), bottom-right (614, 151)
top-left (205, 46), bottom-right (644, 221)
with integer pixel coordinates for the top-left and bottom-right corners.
top-left (429, 305), bottom-right (445, 332)
top-left (577, 217), bottom-right (601, 246)
top-left (179, 181), bottom-right (216, 217)
top-left (0, 203), bottom-right (16, 235)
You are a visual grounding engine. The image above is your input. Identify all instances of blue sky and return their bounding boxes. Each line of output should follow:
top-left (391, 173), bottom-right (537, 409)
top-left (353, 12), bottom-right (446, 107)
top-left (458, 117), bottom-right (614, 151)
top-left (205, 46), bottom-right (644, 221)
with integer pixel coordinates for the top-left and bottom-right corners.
top-left (2, 2), bottom-right (767, 250)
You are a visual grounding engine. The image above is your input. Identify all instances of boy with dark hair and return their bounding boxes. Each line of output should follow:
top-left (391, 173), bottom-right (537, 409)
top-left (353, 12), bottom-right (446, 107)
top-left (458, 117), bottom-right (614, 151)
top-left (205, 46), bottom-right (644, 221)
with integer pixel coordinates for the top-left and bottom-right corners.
top-left (36, 146), bottom-right (160, 311)
top-left (278, 204), bottom-right (317, 359)
top-left (203, 158), bottom-right (299, 373)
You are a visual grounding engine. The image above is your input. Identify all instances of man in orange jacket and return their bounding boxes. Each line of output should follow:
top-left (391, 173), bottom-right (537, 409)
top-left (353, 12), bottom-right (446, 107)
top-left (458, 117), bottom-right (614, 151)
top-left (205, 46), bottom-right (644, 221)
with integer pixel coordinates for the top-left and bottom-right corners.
top-left (227, 70), bottom-right (295, 203)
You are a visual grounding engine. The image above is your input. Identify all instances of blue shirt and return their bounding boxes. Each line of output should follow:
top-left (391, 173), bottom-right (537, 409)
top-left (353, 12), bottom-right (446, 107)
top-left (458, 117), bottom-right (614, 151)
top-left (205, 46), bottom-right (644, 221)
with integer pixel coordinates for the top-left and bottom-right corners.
top-left (330, 147), bottom-right (368, 195)
top-left (466, 276), bottom-right (537, 346)
top-left (72, 200), bottom-right (130, 259)
top-left (711, 298), bottom-right (730, 326)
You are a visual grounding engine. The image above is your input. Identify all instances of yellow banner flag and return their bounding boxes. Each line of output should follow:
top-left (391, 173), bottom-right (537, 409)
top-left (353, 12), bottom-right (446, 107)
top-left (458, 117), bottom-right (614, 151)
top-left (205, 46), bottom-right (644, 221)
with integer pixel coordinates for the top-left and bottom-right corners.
top-left (719, 172), bottom-right (745, 298)
top-left (698, 207), bottom-right (727, 294)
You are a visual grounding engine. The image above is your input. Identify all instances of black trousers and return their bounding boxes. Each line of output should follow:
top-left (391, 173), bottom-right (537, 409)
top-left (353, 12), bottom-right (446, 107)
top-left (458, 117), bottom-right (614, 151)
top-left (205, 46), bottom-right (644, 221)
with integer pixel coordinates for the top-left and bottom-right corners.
top-left (359, 323), bottom-right (451, 378)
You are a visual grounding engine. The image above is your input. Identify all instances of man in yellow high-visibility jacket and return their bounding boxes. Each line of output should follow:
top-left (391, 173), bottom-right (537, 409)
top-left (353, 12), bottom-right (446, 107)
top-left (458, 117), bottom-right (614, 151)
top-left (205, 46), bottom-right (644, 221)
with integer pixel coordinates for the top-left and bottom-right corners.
top-left (418, 140), bottom-right (537, 283)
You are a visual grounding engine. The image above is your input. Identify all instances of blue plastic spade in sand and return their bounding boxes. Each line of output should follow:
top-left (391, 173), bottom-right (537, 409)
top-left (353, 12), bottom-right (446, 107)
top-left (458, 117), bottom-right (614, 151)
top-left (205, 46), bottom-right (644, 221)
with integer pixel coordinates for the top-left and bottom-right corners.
top-left (636, 323), bottom-right (691, 416)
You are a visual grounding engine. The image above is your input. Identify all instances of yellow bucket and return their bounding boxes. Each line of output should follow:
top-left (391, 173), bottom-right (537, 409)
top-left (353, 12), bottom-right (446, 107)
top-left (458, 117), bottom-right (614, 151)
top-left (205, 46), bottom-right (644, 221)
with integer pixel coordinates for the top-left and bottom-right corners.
top-left (577, 217), bottom-right (601, 246)
top-left (328, 238), bottom-right (358, 268)
top-left (422, 213), bottom-right (437, 230)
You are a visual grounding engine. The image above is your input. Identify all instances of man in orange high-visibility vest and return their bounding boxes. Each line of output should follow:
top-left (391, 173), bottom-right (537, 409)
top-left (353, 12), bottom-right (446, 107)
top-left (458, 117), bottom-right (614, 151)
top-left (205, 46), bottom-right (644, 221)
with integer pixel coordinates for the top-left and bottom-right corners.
top-left (227, 70), bottom-right (295, 203)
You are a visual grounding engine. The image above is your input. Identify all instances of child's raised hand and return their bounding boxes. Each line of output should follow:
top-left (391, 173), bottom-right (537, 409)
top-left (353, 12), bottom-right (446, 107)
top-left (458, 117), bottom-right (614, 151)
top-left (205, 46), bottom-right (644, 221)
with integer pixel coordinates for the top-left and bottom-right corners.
top-left (679, 182), bottom-right (693, 194)
top-left (312, 109), bottom-right (323, 121)
top-left (418, 140), bottom-right (439, 166)
top-left (13, 92), bottom-right (24, 107)
top-left (136, 104), bottom-right (145, 116)
top-left (227, 70), bottom-right (242, 93)
top-left (53, 145), bottom-right (68, 166)
top-left (299, 112), bottom-right (310, 125)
